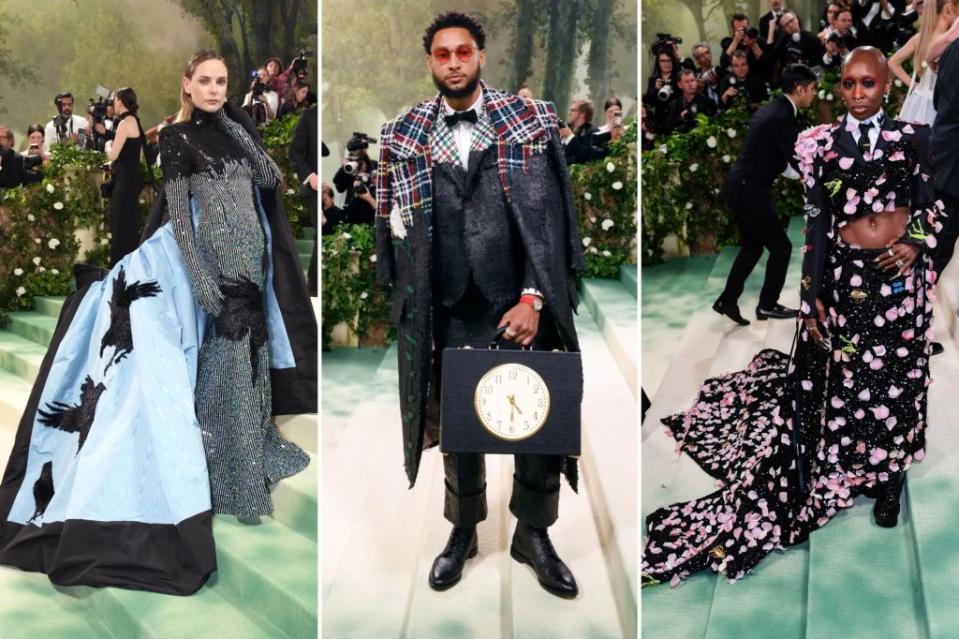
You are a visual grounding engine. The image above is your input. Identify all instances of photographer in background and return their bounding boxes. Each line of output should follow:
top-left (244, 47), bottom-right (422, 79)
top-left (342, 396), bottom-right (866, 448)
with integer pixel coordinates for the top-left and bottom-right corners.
top-left (667, 69), bottom-right (718, 134)
top-left (243, 67), bottom-right (279, 125)
top-left (643, 38), bottom-right (681, 134)
top-left (592, 97), bottom-right (626, 146)
top-left (21, 124), bottom-right (51, 164)
top-left (332, 132), bottom-right (377, 225)
top-left (560, 100), bottom-right (607, 165)
top-left (44, 92), bottom-right (91, 152)
top-left (773, 10), bottom-right (826, 69)
top-left (0, 125), bottom-right (43, 189)
top-left (823, 8), bottom-right (859, 68)
top-left (321, 184), bottom-right (344, 235)
top-left (692, 42), bottom-right (725, 106)
top-left (721, 14), bottom-right (770, 81)
top-left (761, 0), bottom-right (788, 46)
top-left (278, 79), bottom-right (313, 119)
top-left (87, 92), bottom-right (116, 152)
top-left (717, 50), bottom-right (770, 111)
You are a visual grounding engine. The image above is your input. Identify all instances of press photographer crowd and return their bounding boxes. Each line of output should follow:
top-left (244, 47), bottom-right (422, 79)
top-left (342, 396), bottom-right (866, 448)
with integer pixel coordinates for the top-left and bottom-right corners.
top-left (321, 88), bottom-right (630, 235)
top-left (0, 52), bottom-right (318, 276)
top-left (642, 0), bottom-right (922, 147)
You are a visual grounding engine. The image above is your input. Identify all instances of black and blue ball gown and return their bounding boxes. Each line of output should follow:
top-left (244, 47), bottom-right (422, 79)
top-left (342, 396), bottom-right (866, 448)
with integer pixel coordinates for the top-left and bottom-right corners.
top-left (0, 103), bottom-right (317, 595)
top-left (642, 115), bottom-right (943, 586)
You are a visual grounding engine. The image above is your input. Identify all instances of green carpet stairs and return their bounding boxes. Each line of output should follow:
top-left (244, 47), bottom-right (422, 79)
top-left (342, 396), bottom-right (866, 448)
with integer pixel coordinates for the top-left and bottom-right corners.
top-left (322, 270), bottom-right (637, 638)
top-left (0, 289), bottom-right (318, 637)
top-left (642, 217), bottom-right (959, 638)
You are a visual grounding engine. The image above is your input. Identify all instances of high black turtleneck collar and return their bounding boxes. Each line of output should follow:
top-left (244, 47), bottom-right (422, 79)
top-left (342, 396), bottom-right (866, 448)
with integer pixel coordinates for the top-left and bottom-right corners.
top-left (191, 107), bottom-right (222, 126)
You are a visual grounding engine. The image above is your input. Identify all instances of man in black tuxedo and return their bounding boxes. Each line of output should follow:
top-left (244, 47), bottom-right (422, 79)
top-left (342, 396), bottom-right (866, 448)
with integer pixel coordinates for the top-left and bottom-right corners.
top-left (717, 51), bottom-right (770, 112)
top-left (929, 14), bottom-right (959, 276)
top-left (288, 104), bottom-right (318, 296)
top-left (721, 13), bottom-right (771, 81)
top-left (713, 64), bottom-right (819, 325)
top-left (823, 8), bottom-right (859, 69)
top-left (666, 69), bottom-right (717, 133)
top-left (561, 99), bottom-right (606, 165)
top-left (851, 0), bottom-right (908, 52)
top-left (760, 0), bottom-right (788, 48)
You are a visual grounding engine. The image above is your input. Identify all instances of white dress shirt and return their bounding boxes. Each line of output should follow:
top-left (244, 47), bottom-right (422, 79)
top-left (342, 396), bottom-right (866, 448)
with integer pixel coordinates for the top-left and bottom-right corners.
top-left (43, 114), bottom-right (90, 153)
top-left (782, 95), bottom-right (801, 180)
top-left (442, 92), bottom-right (483, 170)
top-left (847, 111), bottom-right (883, 153)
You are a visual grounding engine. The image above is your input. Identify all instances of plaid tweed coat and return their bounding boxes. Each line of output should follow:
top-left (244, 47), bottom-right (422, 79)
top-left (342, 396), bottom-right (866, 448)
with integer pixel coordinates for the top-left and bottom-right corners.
top-left (375, 82), bottom-right (585, 487)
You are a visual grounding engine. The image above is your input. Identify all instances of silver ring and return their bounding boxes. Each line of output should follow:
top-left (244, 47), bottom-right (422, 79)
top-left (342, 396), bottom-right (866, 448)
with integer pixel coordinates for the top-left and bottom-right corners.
top-left (888, 248), bottom-right (895, 257)
top-left (896, 259), bottom-right (904, 268)
top-left (505, 327), bottom-right (517, 337)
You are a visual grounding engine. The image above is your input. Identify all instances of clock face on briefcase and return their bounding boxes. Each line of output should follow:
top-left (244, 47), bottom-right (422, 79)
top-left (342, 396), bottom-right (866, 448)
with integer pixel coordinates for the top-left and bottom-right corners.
top-left (473, 363), bottom-right (551, 440)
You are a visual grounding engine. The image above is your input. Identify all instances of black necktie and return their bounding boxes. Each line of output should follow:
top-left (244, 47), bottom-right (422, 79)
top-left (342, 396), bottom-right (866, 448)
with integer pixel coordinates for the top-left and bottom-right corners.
top-left (445, 109), bottom-right (477, 128)
top-left (858, 122), bottom-right (873, 156)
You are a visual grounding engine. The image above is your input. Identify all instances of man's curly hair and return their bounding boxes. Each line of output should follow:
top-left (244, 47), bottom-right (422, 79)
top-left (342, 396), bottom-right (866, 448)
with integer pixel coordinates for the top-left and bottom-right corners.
top-left (422, 12), bottom-right (487, 55)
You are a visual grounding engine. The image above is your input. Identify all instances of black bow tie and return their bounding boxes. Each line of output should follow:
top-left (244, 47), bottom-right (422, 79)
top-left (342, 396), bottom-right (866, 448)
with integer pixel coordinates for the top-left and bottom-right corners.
top-left (445, 109), bottom-right (478, 128)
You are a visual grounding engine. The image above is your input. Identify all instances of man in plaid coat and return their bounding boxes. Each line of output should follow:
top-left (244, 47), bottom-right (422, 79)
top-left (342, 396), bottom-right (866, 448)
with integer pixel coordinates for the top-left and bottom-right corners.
top-left (374, 12), bottom-right (584, 598)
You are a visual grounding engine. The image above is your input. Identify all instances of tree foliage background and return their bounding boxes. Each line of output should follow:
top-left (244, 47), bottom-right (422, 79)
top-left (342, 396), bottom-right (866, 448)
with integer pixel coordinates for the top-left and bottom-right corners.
top-left (0, 0), bottom-right (316, 143)
top-left (321, 0), bottom-right (637, 177)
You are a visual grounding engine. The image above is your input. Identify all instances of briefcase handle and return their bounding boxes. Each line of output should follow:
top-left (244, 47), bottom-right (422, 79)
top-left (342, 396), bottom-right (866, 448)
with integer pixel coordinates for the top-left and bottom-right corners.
top-left (489, 326), bottom-right (533, 351)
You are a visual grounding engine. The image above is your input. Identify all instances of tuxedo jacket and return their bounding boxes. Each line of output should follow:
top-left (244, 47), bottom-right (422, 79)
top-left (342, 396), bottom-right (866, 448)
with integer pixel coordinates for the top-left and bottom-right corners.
top-left (932, 38), bottom-right (959, 197)
top-left (720, 95), bottom-right (799, 211)
top-left (374, 82), bottom-right (584, 486)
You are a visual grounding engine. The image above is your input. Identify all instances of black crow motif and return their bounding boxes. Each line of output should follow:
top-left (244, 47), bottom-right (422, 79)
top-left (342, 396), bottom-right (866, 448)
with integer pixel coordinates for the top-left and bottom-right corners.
top-left (99, 266), bottom-right (162, 373)
top-left (37, 375), bottom-right (107, 454)
top-left (215, 275), bottom-right (268, 383)
top-left (29, 461), bottom-right (55, 523)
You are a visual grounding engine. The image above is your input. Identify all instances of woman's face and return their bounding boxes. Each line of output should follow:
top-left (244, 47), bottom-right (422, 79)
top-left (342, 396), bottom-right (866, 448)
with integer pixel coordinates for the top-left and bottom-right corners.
top-left (267, 60), bottom-right (280, 77)
top-left (257, 68), bottom-right (269, 83)
top-left (112, 95), bottom-right (123, 113)
top-left (184, 58), bottom-right (228, 113)
top-left (606, 104), bottom-right (620, 124)
top-left (658, 54), bottom-right (673, 75)
top-left (28, 130), bottom-right (44, 146)
top-left (840, 55), bottom-right (889, 120)
top-left (295, 86), bottom-right (309, 103)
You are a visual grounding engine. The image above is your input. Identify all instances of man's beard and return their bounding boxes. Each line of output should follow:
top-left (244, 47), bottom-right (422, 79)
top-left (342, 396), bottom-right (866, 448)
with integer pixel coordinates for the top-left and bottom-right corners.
top-left (432, 68), bottom-right (481, 99)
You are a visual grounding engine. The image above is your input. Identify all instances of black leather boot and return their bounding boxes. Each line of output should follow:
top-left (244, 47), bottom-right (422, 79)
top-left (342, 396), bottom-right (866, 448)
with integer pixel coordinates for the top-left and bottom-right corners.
top-left (873, 474), bottom-right (904, 528)
top-left (429, 526), bottom-right (477, 590)
top-left (510, 522), bottom-right (578, 598)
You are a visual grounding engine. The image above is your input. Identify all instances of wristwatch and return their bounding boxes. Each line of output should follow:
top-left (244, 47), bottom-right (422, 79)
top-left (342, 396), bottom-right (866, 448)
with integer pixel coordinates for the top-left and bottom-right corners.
top-left (519, 294), bottom-right (543, 312)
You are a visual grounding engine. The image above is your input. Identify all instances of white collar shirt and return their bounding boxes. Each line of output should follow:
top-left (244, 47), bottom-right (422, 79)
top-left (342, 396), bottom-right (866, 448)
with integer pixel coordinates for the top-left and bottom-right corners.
top-left (846, 111), bottom-right (884, 153)
top-left (43, 114), bottom-right (90, 153)
top-left (442, 91), bottom-right (483, 170)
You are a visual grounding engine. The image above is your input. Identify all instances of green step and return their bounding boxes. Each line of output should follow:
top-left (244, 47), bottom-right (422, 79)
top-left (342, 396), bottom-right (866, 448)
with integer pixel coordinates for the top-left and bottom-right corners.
top-left (33, 296), bottom-right (65, 319)
top-left (299, 251), bottom-right (312, 271)
top-left (0, 571), bottom-right (107, 639)
top-left (3, 312), bottom-right (57, 348)
top-left (295, 237), bottom-right (314, 254)
top-left (620, 263), bottom-right (637, 298)
top-left (271, 455), bottom-right (317, 541)
top-left (214, 517), bottom-right (317, 638)
top-left (579, 277), bottom-right (637, 396)
top-left (0, 368), bottom-right (31, 428)
top-left (321, 347), bottom-right (390, 450)
top-left (0, 331), bottom-right (46, 383)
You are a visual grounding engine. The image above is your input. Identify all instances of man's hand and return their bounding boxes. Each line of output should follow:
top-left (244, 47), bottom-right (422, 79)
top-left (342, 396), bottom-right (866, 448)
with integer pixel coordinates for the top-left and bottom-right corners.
top-left (498, 302), bottom-right (539, 346)
top-left (559, 125), bottom-right (572, 138)
top-left (722, 87), bottom-right (739, 102)
top-left (94, 122), bottom-right (106, 135)
top-left (826, 40), bottom-right (839, 56)
top-left (308, 173), bottom-right (318, 191)
top-left (655, 77), bottom-right (664, 90)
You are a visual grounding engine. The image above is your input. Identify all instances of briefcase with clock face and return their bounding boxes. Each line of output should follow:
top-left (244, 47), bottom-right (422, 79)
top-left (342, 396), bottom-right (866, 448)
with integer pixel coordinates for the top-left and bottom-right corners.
top-left (439, 346), bottom-right (582, 456)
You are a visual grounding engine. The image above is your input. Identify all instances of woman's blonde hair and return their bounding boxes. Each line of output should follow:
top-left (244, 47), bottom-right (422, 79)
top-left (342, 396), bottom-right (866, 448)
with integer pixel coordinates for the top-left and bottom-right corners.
top-left (914, 0), bottom-right (949, 77)
top-left (176, 49), bottom-right (227, 123)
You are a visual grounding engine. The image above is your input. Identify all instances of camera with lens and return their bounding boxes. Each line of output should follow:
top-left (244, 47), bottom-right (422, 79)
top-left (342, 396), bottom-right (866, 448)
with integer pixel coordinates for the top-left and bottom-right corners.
top-left (657, 81), bottom-right (674, 101)
top-left (346, 131), bottom-right (376, 153)
top-left (746, 27), bottom-right (760, 40)
top-left (292, 49), bottom-right (313, 77)
top-left (827, 32), bottom-right (848, 49)
top-left (651, 32), bottom-right (682, 57)
top-left (88, 96), bottom-right (109, 124)
top-left (21, 153), bottom-right (42, 172)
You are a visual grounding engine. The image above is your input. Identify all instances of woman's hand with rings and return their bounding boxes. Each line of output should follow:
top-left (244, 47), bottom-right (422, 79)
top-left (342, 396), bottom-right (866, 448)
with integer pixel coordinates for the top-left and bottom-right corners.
top-left (875, 242), bottom-right (919, 276)
top-left (803, 298), bottom-right (828, 346)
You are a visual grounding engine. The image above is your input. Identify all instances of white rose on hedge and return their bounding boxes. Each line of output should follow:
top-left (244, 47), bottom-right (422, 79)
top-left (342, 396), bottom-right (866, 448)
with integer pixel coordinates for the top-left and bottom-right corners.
top-left (726, 128), bottom-right (736, 138)
top-left (685, 202), bottom-right (693, 210)
top-left (583, 192), bottom-right (593, 201)
top-left (722, 155), bottom-right (731, 163)
top-left (46, 184), bottom-right (55, 194)
top-left (606, 162), bottom-right (616, 173)
top-left (101, 238), bottom-right (109, 245)
top-left (706, 136), bottom-right (717, 148)
top-left (342, 232), bottom-right (352, 239)
top-left (612, 181), bottom-right (623, 190)
top-left (827, 93), bottom-right (834, 101)
top-left (589, 246), bottom-right (599, 254)
top-left (48, 238), bottom-right (61, 249)
top-left (582, 237), bottom-right (592, 247)
top-left (589, 216), bottom-right (596, 223)
top-left (659, 144), bottom-right (668, 154)
top-left (602, 250), bottom-right (612, 257)
top-left (53, 202), bottom-right (64, 210)
top-left (14, 268), bottom-right (23, 276)
top-left (601, 219), bottom-right (615, 231)
top-left (360, 291), bottom-right (369, 300)
top-left (38, 267), bottom-right (46, 273)
top-left (51, 269), bottom-right (59, 275)
top-left (689, 163), bottom-right (699, 172)
top-left (16, 287), bottom-right (26, 297)
top-left (33, 238), bottom-right (41, 244)
top-left (32, 257), bottom-right (41, 265)
top-left (370, 255), bottom-right (377, 262)
top-left (27, 214), bottom-right (35, 222)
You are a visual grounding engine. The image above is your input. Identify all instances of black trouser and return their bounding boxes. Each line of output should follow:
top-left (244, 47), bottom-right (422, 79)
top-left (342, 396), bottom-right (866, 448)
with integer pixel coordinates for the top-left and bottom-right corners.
top-left (434, 280), bottom-right (562, 529)
top-left (304, 186), bottom-right (318, 296)
top-left (933, 191), bottom-right (959, 276)
top-left (717, 189), bottom-right (792, 309)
